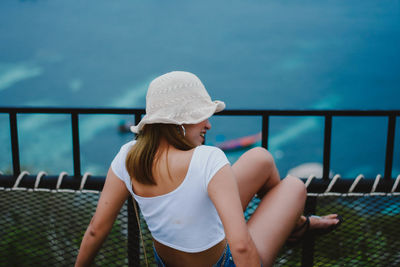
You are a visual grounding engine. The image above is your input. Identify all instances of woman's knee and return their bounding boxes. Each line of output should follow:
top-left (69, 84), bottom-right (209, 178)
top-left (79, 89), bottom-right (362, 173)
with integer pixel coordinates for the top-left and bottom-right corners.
top-left (246, 147), bottom-right (276, 171)
top-left (283, 175), bottom-right (307, 201)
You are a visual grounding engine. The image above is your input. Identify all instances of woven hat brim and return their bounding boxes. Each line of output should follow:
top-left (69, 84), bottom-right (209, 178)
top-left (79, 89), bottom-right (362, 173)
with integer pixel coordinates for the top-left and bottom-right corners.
top-left (130, 100), bottom-right (225, 134)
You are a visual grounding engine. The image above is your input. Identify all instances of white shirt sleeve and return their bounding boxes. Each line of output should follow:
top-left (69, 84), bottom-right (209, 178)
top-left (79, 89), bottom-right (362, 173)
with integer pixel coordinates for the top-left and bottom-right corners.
top-left (203, 146), bottom-right (230, 188)
top-left (110, 141), bottom-right (136, 193)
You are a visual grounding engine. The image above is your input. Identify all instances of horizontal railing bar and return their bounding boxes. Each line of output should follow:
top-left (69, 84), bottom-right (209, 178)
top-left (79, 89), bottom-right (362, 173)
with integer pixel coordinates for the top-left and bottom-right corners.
top-left (0, 175), bottom-right (105, 191)
top-left (304, 177), bottom-right (396, 194)
top-left (219, 110), bottom-right (400, 116)
top-left (0, 107), bottom-right (146, 114)
top-left (0, 175), bottom-right (398, 193)
top-left (1, 107), bottom-right (400, 116)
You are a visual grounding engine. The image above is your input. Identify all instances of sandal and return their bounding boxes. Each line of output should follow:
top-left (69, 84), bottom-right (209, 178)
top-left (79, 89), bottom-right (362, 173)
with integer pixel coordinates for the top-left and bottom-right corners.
top-left (286, 214), bottom-right (343, 246)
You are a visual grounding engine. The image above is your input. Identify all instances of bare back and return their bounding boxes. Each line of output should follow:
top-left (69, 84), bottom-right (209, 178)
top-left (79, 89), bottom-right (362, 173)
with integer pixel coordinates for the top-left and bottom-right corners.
top-left (131, 146), bottom-right (194, 197)
top-left (130, 145), bottom-right (226, 266)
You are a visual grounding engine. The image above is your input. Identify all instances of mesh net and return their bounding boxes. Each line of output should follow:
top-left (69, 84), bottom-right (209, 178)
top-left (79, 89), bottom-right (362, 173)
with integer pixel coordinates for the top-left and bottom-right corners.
top-left (1, 187), bottom-right (399, 266)
top-left (275, 194), bottom-right (400, 266)
top-left (0, 189), bottom-right (128, 267)
top-left (307, 194), bottom-right (400, 266)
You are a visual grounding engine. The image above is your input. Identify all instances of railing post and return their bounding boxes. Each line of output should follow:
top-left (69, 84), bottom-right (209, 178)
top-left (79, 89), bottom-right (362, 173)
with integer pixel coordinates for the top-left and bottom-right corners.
top-left (134, 112), bottom-right (141, 130)
top-left (384, 114), bottom-right (396, 180)
top-left (127, 112), bottom-right (142, 266)
top-left (322, 115), bottom-right (332, 180)
top-left (9, 112), bottom-right (21, 177)
top-left (262, 115), bottom-right (269, 149)
top-left (301, 196), bottom-right (317, 267)
top-left (128, 198), bottom-right (140, 267)
top-left (71, 113), bottom-right (81, 178)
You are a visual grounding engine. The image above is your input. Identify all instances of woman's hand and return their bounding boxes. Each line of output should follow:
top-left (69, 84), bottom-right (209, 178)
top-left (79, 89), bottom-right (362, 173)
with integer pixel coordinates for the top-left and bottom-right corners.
top-left (75, 168), bottom-right (130, 267)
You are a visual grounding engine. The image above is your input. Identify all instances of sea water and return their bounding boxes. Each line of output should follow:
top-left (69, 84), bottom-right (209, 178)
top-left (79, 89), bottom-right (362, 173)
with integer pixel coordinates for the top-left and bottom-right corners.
top-left (0, 0), bottom-right (399, 178)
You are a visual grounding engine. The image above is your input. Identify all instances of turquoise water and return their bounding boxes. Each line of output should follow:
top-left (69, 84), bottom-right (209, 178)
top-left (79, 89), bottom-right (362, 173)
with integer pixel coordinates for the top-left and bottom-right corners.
top-left (0, 0), bottom-right (399, 178)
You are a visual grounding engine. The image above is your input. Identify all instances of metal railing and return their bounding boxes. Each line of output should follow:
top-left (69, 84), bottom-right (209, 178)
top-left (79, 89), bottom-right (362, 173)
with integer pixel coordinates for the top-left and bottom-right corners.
top-left (1, 107), bottom-right (399, 266)
top-left (1, 107), bottom-right (399, 190)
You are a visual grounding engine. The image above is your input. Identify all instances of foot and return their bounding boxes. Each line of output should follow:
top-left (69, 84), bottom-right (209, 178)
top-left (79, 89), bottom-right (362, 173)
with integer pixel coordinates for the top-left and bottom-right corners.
top-left (287, 214), bottom-right (343, 245)
top-left (308, 214), bottom-right (341, 231)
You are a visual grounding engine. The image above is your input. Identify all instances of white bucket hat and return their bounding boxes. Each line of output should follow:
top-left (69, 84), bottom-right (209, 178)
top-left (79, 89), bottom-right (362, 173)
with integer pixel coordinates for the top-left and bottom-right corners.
top-left (131, 71), bottom-right (225, 134)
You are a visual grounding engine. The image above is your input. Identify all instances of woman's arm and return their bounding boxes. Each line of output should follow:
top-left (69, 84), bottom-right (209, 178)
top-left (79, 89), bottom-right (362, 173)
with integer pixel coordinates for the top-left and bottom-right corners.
top-left (208, 165), bottom-right (261, 267)
top-left (75, 168), bottom-right (130, 267)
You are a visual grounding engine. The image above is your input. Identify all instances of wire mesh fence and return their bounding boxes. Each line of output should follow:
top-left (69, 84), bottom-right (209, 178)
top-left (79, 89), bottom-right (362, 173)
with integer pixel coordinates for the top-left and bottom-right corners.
top-left (1, 184), bottom-right (399, 266)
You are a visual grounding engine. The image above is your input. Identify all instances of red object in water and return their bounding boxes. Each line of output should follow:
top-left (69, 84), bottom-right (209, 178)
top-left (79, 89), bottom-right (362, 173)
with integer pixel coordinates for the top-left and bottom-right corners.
top-left (217, 132), bottom-right (262, 151)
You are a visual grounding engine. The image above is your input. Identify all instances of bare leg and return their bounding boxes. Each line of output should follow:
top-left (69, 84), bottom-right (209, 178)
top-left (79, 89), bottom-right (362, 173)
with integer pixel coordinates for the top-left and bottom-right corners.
top-left (232, 147), bottom-right (339, 266)
top-left (231, 147), bottom-right (281, 210)
top-left (247, 176), bottom-right (306, 266)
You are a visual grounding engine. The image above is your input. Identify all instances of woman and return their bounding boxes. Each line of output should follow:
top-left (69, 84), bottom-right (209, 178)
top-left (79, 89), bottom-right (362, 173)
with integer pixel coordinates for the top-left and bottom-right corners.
top-left (75, 71), bottom-right (341, 267)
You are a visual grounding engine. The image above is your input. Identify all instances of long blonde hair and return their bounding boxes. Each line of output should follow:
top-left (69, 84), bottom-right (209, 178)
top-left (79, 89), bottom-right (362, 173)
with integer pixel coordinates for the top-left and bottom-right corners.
top-left (125, 124), bottom-right (194, 185)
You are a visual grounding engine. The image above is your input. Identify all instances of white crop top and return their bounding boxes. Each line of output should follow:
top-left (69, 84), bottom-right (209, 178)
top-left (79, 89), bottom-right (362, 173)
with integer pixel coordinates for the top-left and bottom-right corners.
top-left (111, 141), bottom-right (230, 252)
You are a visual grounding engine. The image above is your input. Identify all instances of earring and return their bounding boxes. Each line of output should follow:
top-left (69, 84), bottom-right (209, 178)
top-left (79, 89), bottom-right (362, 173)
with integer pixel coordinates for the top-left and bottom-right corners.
top-left (181, 125), bottom-right (186, 137)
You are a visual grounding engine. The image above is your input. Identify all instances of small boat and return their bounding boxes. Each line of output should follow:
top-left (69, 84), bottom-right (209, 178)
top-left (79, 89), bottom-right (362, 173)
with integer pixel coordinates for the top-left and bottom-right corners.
top-left (217, 132), bottom-right (262, 151)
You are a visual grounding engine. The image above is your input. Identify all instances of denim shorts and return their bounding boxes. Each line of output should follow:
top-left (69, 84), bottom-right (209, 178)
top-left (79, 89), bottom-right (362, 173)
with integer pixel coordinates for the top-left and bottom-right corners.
top-left (153, 243), bottom-right (236, 267)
